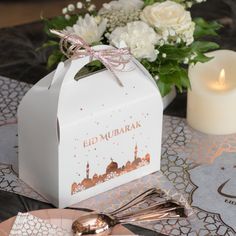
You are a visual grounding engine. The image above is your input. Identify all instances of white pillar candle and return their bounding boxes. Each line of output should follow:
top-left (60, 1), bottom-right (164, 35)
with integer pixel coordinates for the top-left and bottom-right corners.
top-left (187, 50), bottom-right (236, 135)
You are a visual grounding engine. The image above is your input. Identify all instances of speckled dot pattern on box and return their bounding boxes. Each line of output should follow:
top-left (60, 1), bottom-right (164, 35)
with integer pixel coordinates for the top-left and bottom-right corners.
top-left (1, 76), bottom-right (236, 235)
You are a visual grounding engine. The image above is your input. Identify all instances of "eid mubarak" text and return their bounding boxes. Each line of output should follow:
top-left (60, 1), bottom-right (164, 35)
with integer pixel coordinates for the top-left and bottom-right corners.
top-left (83, 121), bottom-right (142, 148)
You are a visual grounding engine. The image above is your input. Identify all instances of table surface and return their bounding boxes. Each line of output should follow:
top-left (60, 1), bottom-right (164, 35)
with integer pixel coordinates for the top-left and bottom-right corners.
top-left (0, 1), bottom-right (235, 235)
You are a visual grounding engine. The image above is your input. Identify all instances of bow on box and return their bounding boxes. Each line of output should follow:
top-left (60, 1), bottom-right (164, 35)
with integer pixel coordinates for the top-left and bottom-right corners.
top-left (50, 29), bottom-right (131, 87)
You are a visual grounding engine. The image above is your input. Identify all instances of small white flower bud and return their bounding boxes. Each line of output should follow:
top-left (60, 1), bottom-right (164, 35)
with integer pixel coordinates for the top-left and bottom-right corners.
top-left (169, 29), bottom-right (176, 36)
top-left (162, 53), bottom-right (167, 58)
top-left (76, 2), bottom-right (83, 9)
top-left (186, 2), bottom-right (193, 8)
top-left (67, 4), bottom-right (75, 12)
top-left (154, 75), bottom-right (159, 81)
top-left (176, 37), bottom-right (181, 44)
top-left (159, 40), bottom-right (165, 46)
top-left (65, 14), bottom-right (71, 20)
top-left (105, 33), bottom-right (111, 38)
top-left (88, 4), bottom-right (96, 12)
top-left (62, 7), bottom-right (67, 14)
top-left (94, 16), bottom-right (101, 24)
top-left (183, 58), bottom-right (189, 64)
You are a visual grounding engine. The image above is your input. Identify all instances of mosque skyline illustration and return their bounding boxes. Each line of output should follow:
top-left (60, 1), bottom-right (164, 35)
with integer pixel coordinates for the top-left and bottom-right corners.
top-left (71, 143), bottom-right (150, 195)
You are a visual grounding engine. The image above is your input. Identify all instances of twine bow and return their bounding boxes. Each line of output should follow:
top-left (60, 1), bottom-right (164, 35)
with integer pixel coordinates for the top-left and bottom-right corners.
top-left (50, 29), bottom-right (131, 87)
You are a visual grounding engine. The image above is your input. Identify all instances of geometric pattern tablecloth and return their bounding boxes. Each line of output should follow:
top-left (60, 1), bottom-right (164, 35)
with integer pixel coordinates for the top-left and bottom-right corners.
top-left (1, 75), bottom-right (236, 235)
top-left (159, 116), bottom-right (236, 236)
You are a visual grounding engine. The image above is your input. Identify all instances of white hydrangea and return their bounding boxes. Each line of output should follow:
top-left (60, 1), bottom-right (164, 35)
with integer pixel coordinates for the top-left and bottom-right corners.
top-left (141, 0), bottom-right (195, 45)
top-left (109, 21), bottom-right (160, 62)
top-left (100, 0), bottom-right (144, 13)
top-left (98, 0), bottom-right (143, 32)
top-left (63, 14), bottom-right (107, 44)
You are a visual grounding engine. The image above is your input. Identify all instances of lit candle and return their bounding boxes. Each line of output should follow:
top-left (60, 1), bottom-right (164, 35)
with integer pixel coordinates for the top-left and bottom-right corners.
top-left (187, 50), bottom-right (236, 135)
top-left (209, 69), bottom-right (226, 91)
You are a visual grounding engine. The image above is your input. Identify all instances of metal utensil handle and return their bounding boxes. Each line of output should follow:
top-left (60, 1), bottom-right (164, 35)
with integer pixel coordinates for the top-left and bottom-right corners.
top-left (115, 200), bottom-right (180, 219)
top-left (109, 188), bottom-right (165, 216)
top-left (118, 207), bottom-right (186, 223)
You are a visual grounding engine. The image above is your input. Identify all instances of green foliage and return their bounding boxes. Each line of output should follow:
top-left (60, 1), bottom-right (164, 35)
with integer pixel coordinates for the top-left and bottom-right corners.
top-left (143, 0), bottom-right (160, 6)
top-left (159, 45), bottom-right (192, 62)
top-left (156, 80), bottom-right (172, 97)
top-left (141, 36), bottom-right (220, 97)
top-left (194, 18), bottom-right (222, 38)
top-left (43, 15), bottom-right (78, 36)
top-left (191, 41), bottom-right (219, 52)
top-left (190, 41), bottom-right (219, 64)
top-left (47, 50), bottom-right (64, 69)
top-left (74, 60), bottom-right (105, 81)
top-left (141, 58), bottom-right (191, 96)
top-left (36, 40), bottom-right (59, 52)
top-left (40, 4), bottom-right (222, 97)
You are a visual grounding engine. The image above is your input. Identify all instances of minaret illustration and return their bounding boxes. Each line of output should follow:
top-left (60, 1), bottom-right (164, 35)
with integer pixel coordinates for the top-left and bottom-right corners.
top-left (86, 162), bottom-right (89, 179)
top-left (134, 143), bottom-right (138, 160)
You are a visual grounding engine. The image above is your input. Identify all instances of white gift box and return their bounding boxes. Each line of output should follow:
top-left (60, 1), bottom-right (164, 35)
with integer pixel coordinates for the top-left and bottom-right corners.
top-left (18, 46), bottom-right (163, 208)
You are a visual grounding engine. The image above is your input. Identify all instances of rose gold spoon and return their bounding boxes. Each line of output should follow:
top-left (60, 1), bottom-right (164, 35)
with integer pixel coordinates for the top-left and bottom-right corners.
top-left (71, 188), bottom-right (187, 235)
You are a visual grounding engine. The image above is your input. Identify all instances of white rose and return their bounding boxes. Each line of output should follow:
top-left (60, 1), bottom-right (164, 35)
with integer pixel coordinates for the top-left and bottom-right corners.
top-left (63, 14), bottom-right (107, 45)
top-left (109, 21), bottom-right (160, 61)
top-left (141, 0), bottom-right (194, 44)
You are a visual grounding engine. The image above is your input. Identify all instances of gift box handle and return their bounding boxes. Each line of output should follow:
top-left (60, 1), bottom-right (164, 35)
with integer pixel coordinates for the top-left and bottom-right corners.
top-left (48, 55), bottom-right (93, 90)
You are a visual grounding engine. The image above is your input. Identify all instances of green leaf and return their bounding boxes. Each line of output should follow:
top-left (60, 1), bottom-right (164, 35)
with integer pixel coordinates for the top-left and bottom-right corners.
top-left (159, 71), bottom-right (182, 93)
top-left (158, 67), bottom-right (191, 95)
top-left (156, 80), bottom-right (172, 97)
top-left (74, 67), bottom-right (91, 81)
top-left (87, 60), bottom-right (103, 69)
top-left (192, 52), bottom-right (213, 63)
top-left (179, 68), bottom-right (191, 89)
top-left (141, 59), bottom-right (160, 74)
top-left (191, 41), bottom-right (219, 53)
top-left (158, 63), bottom-right (179, 75)
top-left (74, 60), bottom-right (105, 81)
top-left (143, 0), bottom-right (162, 6)
top-left (36, 40), bottom-right (59, 51)
top-left (47, 50), bottom-right (64, 69)
top-left (159, 45), bottom-right (192, 61)
top-left (43, 15), bottom-right (78, 36)
top-left (194, 18), bottom-right (222, 39)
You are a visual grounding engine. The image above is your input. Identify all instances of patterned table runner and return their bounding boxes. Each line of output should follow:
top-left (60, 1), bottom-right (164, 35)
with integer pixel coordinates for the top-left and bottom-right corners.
top-left (0, 75), bottom-right (236, 235)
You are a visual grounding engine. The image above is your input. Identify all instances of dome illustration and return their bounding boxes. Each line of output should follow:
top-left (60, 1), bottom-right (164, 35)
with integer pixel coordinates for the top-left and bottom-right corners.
top-left (106, 159), bottom-right (118, 174)
top-left (133, 157), bottom-right (142, 165)
top-left (71, 182), bottom-right (78, 194)
top-left (81, 178), bottom-right (94, 188)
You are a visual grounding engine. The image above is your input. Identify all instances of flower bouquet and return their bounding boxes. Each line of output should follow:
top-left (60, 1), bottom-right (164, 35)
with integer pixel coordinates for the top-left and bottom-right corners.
top-left (42, 0), bottom-right (221, 97)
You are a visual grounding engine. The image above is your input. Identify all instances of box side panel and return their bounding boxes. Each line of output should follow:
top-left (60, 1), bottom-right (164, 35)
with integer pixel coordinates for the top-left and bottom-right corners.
top-left (18, 83), bottom-right (60, 206)
top-left (58, 94), bottom-right (162, 208)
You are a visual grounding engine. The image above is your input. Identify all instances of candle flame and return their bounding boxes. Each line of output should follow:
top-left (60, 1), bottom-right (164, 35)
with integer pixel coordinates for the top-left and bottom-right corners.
top-left (219, 69), bottom-right (226, 86)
